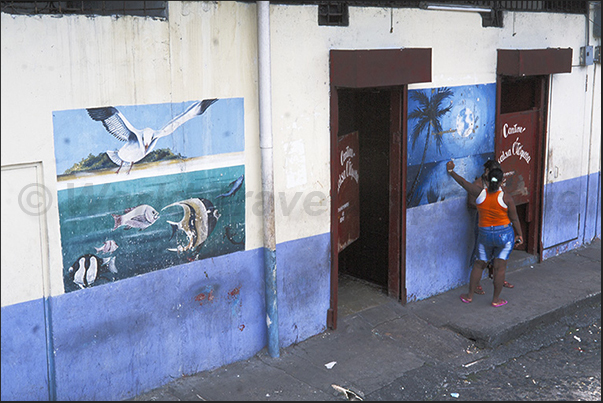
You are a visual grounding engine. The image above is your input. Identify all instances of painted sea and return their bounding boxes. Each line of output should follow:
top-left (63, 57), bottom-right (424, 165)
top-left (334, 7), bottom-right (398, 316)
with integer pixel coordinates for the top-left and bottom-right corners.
top-left (58, 165), bottom-right (246, 293)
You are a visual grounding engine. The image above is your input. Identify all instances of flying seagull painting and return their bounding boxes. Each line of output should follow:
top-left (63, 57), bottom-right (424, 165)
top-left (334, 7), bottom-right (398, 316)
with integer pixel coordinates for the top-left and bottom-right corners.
top-left (87, 98), bottom-right (218, 174)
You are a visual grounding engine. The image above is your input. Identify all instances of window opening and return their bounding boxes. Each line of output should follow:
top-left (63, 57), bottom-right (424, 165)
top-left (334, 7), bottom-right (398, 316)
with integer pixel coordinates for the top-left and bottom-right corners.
top-left (318, 1), bottom-right (349, 26)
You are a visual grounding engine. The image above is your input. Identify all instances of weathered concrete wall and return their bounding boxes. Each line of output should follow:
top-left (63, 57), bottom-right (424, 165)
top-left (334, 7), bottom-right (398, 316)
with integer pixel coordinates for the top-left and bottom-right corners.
top-left (1, 2), bottom-right (600, 400)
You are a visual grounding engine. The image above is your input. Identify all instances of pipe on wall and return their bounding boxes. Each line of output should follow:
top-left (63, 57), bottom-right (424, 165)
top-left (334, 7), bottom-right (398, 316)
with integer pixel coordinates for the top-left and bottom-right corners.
top-left (257, 0), bottom-right (280, 358)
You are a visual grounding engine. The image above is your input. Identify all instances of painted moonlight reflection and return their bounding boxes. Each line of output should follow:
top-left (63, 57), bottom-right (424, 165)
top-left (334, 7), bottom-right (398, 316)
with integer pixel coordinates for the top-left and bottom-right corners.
top-left (456, 107), bottom-right (475, 138)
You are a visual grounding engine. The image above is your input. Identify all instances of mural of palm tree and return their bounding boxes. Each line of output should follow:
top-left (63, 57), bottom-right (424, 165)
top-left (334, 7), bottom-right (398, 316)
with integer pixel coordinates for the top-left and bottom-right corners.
top-left (407, 87), bottom-right (453, 204)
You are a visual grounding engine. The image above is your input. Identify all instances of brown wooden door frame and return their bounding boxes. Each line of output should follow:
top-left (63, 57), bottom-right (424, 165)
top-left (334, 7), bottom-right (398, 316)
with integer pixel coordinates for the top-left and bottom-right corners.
top-left (495, 74), bottom-right (548, 259)
top-left (327, 48), bottom-right (430, 330)
top-left (496, 48), bottom-right (571, 261)
top-left (388, 89), bottom-right (407, 303)
top-left (328, 86), bottom-right (339, 330)
top-left (327, 86), bottom-right (407, 330)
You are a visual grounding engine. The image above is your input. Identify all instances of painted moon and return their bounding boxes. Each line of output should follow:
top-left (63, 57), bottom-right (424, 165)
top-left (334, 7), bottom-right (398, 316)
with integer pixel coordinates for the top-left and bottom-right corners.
top-left (456, 107), bottom-right (475, 138)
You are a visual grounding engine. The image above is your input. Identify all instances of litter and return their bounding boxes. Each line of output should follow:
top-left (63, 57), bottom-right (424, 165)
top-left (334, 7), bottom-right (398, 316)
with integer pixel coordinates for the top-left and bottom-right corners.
top-left (332, 384), bottom-right (364, 401)
top-left (325, 361), bottom-right (337, 369)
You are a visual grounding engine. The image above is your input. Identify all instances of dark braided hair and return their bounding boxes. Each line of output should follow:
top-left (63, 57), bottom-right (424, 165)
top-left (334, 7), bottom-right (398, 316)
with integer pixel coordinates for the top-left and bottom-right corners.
top-left (487, 168), bottom-right (504, 192)
top-left (481, 159), bottom-right (502, 182)
top-left (483, 159), bottom-right (501, 171)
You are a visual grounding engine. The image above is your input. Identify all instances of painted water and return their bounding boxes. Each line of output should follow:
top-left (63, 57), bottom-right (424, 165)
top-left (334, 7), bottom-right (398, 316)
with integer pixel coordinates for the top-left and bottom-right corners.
top-left (58, 166), bottom-right (245, 293)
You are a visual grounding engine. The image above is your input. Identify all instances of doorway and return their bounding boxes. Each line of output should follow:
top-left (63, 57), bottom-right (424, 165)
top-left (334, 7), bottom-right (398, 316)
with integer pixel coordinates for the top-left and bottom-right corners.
top-left (328, 87), bottom-right (406, 329)
top-left (495, 47), bottom-right (572, 260)
top-left (328, 48), bottom-right (431, 329)
top-left (337, 89), bottom-right (390, 287)
top-left (496, 74), bottom-right (548, 257)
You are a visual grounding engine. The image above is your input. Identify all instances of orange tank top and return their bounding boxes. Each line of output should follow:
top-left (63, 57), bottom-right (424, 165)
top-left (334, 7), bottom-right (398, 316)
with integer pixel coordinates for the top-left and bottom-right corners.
top-left (476, 189), bottom-right (510, 227)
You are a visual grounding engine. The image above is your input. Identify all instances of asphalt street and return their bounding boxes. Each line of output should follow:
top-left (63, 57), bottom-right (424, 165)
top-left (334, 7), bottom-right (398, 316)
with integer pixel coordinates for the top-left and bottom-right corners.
top-left (369, 303), bottom-right (601, 401)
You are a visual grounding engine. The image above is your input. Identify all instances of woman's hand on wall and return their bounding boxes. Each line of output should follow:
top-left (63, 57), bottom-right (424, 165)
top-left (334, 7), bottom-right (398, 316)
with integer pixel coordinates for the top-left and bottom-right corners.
top-left (446, 160), bottom-right (455, 173)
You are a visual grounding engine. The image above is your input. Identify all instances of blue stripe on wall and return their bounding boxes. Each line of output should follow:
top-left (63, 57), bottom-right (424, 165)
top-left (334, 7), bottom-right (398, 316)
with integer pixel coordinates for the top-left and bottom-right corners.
top-left (1, 298), bottom-right (50, 401)
top-left (0, 232), bottom-right (331, 401)
top-left (542, 171), bottom-right (601, 259)
top-left (276, 232), bottom-right (331, 347)
top-left (542, 175), bottom-right (583, 248)
top-left (583, 171), bottom-right (601, 244)
top-left (405, 196), bottom-right (478, 302)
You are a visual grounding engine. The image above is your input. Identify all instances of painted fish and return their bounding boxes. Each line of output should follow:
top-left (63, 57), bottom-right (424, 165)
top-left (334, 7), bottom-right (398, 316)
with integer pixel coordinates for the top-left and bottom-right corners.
top-left (112, 204), bottom-right (159, 230)
top-left (224, 225), bottom-right (244, 245)
top-left (68, 254), bottom-right (117, 289)
top-left (94, 239), bottom-right (119, 254)
top-left (162, 198), bottom-right (220, 253)
top-left (216, 175), bottom-right (244, 198)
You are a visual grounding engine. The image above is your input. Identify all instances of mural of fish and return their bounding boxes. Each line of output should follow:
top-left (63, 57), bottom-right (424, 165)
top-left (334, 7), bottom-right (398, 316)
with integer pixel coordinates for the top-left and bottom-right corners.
top-left (95, 239), bottom-right (119, 254)
top-left (216, 174), bottom-right (244, 198)
top-left (112, 204), bottom-right (159, 230)
top-left (162, 198), bottom-right (220, 253)
top-left (68, 254), bottom-right (117, 289)
top-left (225, 225), bottom-right (244, 245)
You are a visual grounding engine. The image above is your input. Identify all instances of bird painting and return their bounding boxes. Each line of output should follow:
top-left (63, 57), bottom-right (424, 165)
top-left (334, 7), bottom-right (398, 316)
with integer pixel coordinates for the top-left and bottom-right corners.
top-left (87, 99), bottom-right (218, 174)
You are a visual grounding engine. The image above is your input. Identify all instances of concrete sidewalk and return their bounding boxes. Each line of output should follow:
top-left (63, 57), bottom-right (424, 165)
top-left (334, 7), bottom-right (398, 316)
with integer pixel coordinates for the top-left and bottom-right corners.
top-left (130, 239), bottom-right (601, 401)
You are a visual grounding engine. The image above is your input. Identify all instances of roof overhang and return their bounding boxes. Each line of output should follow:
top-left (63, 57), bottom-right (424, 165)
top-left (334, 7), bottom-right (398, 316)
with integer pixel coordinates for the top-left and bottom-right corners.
top-left (497, 48), bottom-right (573, 76)
top-left (330, 48), bottom-right (432, 88)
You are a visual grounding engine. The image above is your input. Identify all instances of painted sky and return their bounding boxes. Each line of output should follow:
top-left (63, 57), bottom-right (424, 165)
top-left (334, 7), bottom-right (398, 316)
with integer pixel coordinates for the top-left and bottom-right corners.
top-left (407, 83), bottom-right (496, 166)
top-left (406, 83), bottom-right (497, 208)
top-left (53, 98), bottom-right (244, 175)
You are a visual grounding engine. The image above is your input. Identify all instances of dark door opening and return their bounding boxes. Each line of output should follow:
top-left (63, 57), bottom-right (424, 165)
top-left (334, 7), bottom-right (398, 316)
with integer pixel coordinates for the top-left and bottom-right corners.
top-left (337, 89), bottom-right (391, 289)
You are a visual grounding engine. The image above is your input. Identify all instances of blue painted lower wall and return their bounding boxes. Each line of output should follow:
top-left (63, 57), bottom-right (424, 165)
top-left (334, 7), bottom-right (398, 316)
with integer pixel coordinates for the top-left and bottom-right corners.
top-left (405, 196), bottom-right (478, 302)
top-left (541, 171), bottom-right (601, 259)
top-left (276, 233), bottom-right (331, 347)
top-left (405, 171), bottom-right (601, 302)
top-left (0, 232), bottom-right (331, 401)
top-left (1, 298), bottom-right (50, 401)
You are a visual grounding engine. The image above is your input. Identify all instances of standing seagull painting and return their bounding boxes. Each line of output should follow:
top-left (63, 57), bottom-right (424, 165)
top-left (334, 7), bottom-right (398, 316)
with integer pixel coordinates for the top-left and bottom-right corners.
top-left (87, 99), bottom-right (218, 174)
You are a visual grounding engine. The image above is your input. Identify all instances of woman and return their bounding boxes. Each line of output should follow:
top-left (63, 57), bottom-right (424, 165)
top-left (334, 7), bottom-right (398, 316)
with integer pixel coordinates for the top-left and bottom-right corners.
top-left (447, 159), bottom-right (523, 307)
top-left (467, 159), bottom-right (514, 293)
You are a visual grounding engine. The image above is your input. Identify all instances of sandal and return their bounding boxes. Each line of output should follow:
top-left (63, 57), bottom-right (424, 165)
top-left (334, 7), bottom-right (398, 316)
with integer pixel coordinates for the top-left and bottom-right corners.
top-left (491, 299), bottom-right (508, 307)
top-left (503, 281), bottom-right (514, 288)
top-left (475, 285), bottom-right (485, 295)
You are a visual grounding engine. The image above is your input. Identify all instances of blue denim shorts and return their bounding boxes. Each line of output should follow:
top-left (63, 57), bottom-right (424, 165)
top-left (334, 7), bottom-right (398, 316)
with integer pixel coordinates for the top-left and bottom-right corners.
top-left (476, 224), bottom-right (515, 262)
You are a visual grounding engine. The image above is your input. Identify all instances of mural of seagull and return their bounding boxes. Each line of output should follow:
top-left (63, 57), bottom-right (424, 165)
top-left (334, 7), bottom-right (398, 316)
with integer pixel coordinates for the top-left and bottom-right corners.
top-left (87, 99), bottom-right (218, 174)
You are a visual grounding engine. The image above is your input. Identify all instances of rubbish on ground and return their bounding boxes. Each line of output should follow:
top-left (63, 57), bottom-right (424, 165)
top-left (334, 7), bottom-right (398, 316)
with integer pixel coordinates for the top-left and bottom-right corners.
top-left (462, 358), bottom-right (484, 368)
top-left (332, 384), bottom-right (364, 401)
top-left (325, 361), bottom-right (337, 369)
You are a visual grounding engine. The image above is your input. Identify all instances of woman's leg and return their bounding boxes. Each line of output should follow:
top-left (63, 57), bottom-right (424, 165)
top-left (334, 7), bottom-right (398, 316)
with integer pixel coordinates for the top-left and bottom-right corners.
top-left (461, 260), bottom-right (487, 302)
top-left (470, 214), bottom-right (486, 293)
top-left (491, 258), bottom-right (507, 304)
